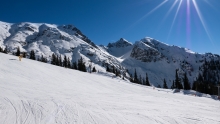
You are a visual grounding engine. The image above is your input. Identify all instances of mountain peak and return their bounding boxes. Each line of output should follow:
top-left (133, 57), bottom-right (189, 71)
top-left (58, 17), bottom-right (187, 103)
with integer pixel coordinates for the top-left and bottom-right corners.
top-left (119, 38), bottom-right (126, 41)
top-left (107, 38), bottom-right (132, 48)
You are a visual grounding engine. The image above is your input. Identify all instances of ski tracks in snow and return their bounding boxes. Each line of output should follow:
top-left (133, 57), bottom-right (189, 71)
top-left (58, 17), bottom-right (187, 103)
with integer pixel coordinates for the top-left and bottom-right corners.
top-left (1, 87), bottom-right (219, 124)
top-left (1, 53), bottom-right (220, 124)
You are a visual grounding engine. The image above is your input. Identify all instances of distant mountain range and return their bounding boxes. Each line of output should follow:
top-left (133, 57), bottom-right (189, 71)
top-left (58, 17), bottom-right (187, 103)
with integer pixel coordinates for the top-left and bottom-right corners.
top-left (1, 21), bottom-right (220, 88)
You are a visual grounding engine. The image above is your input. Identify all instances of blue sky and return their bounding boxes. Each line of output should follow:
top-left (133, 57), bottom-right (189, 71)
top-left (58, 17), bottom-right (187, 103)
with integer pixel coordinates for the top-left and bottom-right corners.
top-left (0, 0), bottom-right (220, 54)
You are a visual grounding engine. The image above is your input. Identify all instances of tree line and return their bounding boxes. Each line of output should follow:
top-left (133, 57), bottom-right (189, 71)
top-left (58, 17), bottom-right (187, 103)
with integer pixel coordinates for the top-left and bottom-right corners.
top-left (192, 59), bottom-right (220, 95)
top-left (126, 66), bottom-right (218, 96)
top-left (1, 46), bottom-right (219, 96)
top-left (106, 65), bottom-right (122, 77)
top-left (0, 46), bottom-right (97, 73)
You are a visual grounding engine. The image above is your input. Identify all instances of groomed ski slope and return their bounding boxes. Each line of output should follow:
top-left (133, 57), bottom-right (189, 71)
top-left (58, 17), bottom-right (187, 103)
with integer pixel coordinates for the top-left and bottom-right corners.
top-left (0, 53), bottom-right (220, 124)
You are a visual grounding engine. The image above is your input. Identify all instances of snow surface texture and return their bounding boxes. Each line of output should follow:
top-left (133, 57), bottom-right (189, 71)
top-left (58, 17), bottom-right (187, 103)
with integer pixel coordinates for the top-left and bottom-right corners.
top-left (0, 53), bottom-right (220, 124)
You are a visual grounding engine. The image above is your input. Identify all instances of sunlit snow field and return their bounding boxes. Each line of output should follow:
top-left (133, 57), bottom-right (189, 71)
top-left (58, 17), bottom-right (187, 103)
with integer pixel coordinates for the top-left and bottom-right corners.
top-left (0, 53), bottom-right (219, 124)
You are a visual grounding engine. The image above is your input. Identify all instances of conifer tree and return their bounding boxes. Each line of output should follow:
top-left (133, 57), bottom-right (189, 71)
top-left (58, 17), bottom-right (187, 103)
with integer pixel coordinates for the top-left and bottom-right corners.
top-left (59, 55), bottom-right (62, 67)
top-left (117, 70), bottom-right (121, 77)
top-left (78, 57), bottom-right (83, 71)
top-left (198, 73), bottom-right (203, 82)
top-left (134, 69), bottom-right (138, 83)
top-left (67, 57), bottom-right (71, 68)
top-left (29, 50), bottom-right (36, 60)
top-left (130, 74), bottom-right (134, 82)
top-left (171, 80), bottom-right (175, 89)
top-left (115, 69), bottom-right (118, 76)
top-left (121, 71), bottom-right (126, 80)
top-left (92, 67), bottom-right (97, 72)
top-left (163, 78), bottom-right (168, 89)
top-left (145, 73), bottom-right (150, 86)
top-left (175, 69), bottom-right (181, 89)
top-left (16, 47), bottom-right (20, 56)
top-left (40, 55), bottom-right (47, 63)
top-left (23, 52), bottom-right (26, 58)
top-left (3, 46), bottom-right (8, 54)
top-left (29, 51), bottom-right (33, 60)
top-left (183, 72), bottom-right (190, 90)
top-left (63, 55), bottom-right (67, 67)
top-left (40, 55), bottom-right (44, 62)
top-left (56, 55), bottom-right (59, 66)
top-left (116, 69), bottom-right (121, 77)
top-left (112, 66), bottom-right (115, 74)
top-left (118, 71), bottom-right (121, 77)
top-left (192, 81), bottom-right (197, 91)
top-left (78, 57), bottom-right (87, 72)
top-left (82, 63), bottom-right (87, 72)
top-left (106, 65), bottom-right (110, 72)
top-left (51, 53), bottom-right (56, 65)
top-left (0, 47), bottom-right (2, 52)
top-left (33, 51), bottom-right (36, 60)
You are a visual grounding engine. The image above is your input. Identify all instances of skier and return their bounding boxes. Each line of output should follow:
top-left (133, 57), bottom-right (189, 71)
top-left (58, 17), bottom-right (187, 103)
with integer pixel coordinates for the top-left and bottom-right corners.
top-left (19, 54), bottom-right (23, 61)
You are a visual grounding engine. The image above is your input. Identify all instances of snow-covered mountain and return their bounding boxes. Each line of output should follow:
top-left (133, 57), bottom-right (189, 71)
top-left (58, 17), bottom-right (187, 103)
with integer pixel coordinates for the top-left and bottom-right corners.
top-left (1, 21), bottom-right (220, 88)
top-left (105, 37), bottom-right (220, 88)
top-left (0, 21), bottom-right (126, 75)
top-left (106, 38), bottom-right (133, 57)
top-left (0, 53), bottom-right (219, 124)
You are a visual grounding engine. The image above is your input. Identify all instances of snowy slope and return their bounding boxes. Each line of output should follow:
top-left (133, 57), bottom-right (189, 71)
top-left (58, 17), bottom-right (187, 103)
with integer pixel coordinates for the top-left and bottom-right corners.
top-left (0, 53), bottom-right (220, 124)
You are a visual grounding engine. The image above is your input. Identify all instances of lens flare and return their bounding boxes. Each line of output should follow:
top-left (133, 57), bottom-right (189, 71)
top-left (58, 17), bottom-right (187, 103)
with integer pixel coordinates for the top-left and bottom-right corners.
top-left (167, 0), bottom-right (183, 41)
top-left (192, 0), bottom-right (214, 45)
top-left (127, 0), bottom-right (168, 30)
top-left (138, 0), bottom-right (168, 21)
top-left (123, 0), bottom-right (215, 47)
top-left (203, 0), bottom-right (218, 11)
top-left (186, 0), bottom-right (191, 47)
top-left (161, 0), bottom-right (179, 24)
top-left (154, 0), bottom-right (178, 36)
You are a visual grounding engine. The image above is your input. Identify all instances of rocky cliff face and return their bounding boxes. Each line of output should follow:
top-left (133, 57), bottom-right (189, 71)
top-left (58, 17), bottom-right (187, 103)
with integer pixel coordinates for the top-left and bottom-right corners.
top-left (130, 41), bottom-right (162, 62)
top-left (106, 37), bottom-right (220, 87)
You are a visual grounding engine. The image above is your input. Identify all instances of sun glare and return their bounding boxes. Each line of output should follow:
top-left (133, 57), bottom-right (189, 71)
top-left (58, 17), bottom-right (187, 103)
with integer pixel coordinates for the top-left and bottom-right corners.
top-left (192, 0), bottom-right (214, 45)
top-left (127, 0), bottom-right (168, 31)
top-left (128, 0), bottom-right (216, 46)
top-left (167, 0), bottom-right (183, 41)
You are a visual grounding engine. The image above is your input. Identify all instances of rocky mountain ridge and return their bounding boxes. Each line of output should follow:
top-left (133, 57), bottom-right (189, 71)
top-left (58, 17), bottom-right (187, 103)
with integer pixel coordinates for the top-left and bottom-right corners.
top-left (105, 37), bottom-right (220, 88)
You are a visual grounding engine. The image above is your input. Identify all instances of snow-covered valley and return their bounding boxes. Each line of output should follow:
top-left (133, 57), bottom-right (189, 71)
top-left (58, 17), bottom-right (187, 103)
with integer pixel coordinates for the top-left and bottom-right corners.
top-left (0, 53), bottom-right (220, 124)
